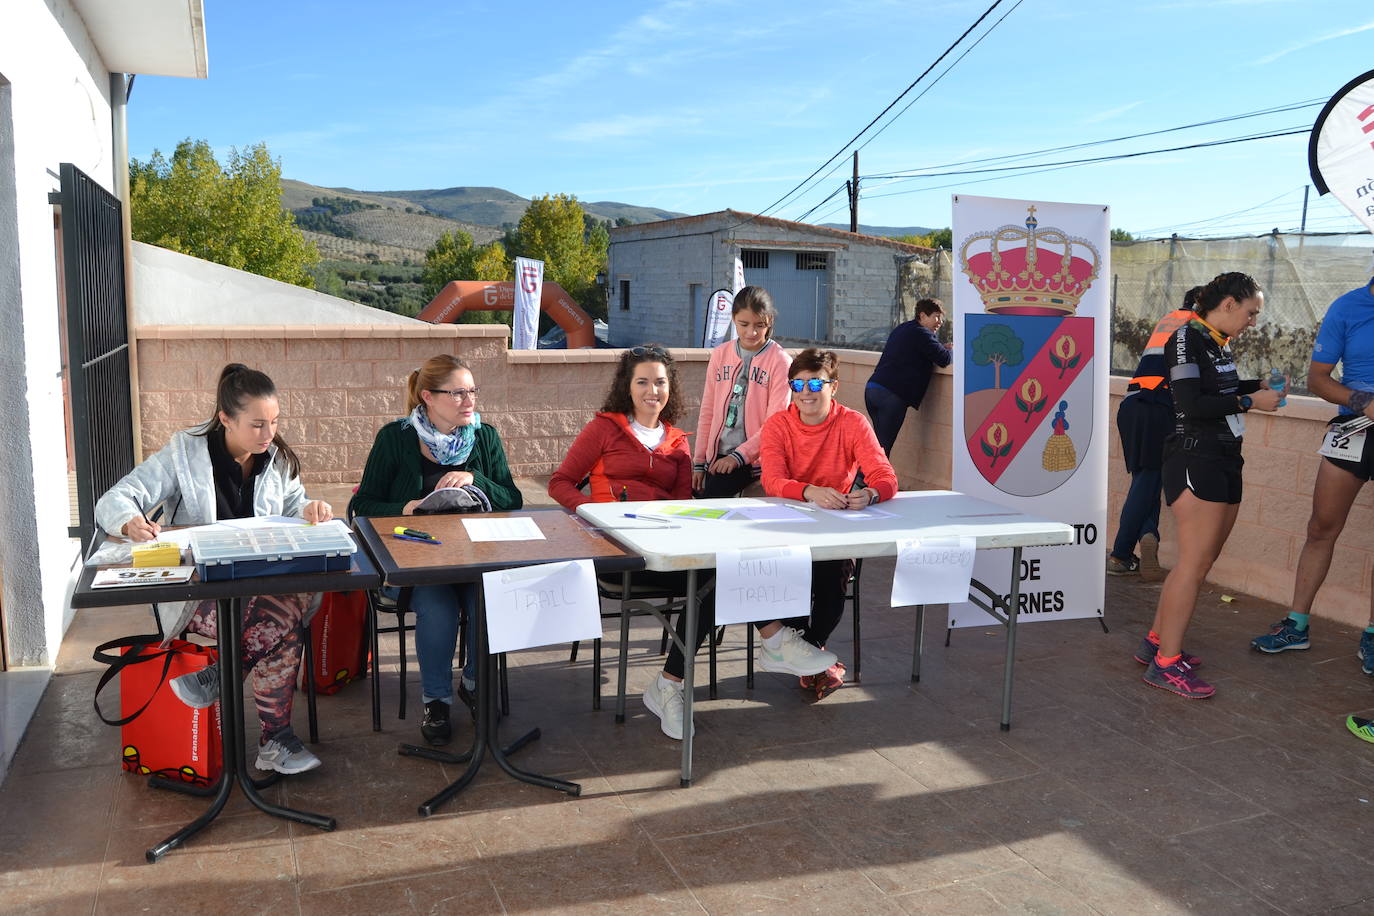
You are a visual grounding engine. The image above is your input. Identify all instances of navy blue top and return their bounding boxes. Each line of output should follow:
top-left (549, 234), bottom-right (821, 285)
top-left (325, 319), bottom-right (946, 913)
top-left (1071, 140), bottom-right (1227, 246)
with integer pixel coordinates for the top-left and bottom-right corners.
top-left (867, 321), bottom-right (951, 409)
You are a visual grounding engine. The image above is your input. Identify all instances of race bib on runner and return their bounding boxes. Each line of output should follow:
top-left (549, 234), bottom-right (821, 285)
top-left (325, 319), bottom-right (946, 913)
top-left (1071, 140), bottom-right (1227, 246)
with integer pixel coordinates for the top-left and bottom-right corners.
top-left (1318, 427), bottom-right (1367, 460)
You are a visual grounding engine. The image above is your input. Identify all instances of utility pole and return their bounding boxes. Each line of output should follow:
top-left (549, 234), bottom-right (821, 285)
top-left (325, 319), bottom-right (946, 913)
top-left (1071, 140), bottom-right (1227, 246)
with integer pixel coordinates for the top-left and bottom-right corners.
top-left (1300, 184), bottom-right (1310, 233)
top-left (849, 151), bottom-right (859, 233)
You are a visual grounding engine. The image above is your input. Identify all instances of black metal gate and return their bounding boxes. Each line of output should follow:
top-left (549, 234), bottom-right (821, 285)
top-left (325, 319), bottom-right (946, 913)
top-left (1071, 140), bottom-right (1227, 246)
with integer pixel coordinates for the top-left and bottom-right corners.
top-left (58, 162), bottom-right (135, 549)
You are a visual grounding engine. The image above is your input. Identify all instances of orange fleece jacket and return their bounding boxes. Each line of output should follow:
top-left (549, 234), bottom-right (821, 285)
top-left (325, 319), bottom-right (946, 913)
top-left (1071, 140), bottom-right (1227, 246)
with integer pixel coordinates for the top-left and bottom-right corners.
top-left (759, 402), bottom-right (898, 503)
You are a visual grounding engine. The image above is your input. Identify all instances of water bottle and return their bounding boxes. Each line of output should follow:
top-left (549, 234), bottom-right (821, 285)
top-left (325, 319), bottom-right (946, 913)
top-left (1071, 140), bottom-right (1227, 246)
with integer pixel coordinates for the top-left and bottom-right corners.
top-left (1268, 367), bottom-right (1287, 407)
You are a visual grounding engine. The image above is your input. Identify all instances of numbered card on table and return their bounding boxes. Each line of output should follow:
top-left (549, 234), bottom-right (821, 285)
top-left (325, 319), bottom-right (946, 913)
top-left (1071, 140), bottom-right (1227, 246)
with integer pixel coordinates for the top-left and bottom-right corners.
top-left (92, 566), bottom-right (195, 588)
top-left (714, 545), bottom-right (811, 625)
top-left (891, 537), bottom-right (976, 607)
top-left (482, 559), bottom-right (600, 654)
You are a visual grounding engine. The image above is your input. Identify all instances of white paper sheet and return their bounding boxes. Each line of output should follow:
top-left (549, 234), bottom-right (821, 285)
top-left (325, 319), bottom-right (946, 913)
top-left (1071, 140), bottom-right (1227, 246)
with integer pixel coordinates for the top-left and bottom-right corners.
top-left (891, 536), bottom-right (977, 607)
top-left (482, 559), bottom-right (600, 653)
top-left (714, 545), bottom-right (812, 625)
top-left (462, 517), bottom-right (546, 542)
top-left (814, 506), bottom-right (899, 522)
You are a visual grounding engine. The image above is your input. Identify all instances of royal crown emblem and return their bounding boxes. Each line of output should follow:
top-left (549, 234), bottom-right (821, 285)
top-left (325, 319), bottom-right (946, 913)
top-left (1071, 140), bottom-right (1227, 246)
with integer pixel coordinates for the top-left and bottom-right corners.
top-left (958, 206), bottom-right (1101, 316)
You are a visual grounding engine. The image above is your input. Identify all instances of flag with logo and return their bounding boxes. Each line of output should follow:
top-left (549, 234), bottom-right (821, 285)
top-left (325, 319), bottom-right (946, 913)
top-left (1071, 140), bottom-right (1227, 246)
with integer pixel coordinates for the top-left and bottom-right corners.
top-left (512, 257), bottom-right (544, 350)
top-left (1309, 68), bottom-right (1374, 233)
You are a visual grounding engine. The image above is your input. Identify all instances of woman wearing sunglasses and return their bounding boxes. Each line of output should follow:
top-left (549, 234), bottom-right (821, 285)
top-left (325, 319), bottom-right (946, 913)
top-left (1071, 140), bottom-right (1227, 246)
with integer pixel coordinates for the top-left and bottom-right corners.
top-left (353, 354), bottom-right (521, 747)
top-left (760, 348), bottom-right (899, 699)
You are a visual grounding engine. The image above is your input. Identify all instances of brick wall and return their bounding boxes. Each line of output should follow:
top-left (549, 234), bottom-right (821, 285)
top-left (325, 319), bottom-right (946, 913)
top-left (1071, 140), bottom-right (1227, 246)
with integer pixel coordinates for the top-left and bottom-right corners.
top-left (134, 325), bottom-right (1373, 627)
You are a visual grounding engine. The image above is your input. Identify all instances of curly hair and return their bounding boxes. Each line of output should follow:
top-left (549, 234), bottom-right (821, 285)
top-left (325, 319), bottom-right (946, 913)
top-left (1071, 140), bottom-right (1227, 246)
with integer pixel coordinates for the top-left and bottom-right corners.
top-left (1196, 272), bottom-right (1261, 317)
top-left (600, 345), bottom-right (684, 426)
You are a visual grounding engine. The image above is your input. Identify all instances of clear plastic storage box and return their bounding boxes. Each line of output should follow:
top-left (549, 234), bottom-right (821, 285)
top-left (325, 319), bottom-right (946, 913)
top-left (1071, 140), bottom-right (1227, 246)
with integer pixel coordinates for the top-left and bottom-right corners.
top-left (190, 525), bottom-right (357, 581)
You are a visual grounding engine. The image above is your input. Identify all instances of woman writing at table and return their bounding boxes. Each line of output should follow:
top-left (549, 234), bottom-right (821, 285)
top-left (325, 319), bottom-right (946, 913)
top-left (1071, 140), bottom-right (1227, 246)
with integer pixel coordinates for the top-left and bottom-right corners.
top-left (760, 348), bottom-right (899, 699)
top-left (95, 364), bottom-right (333, 775)
top-left (353, 354), bottom-right (522, 747)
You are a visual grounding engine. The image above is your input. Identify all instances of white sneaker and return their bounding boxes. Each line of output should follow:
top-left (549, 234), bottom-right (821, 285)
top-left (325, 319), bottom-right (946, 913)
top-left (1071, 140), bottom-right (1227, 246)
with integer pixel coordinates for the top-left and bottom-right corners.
top-left (642, 676), bottom-right (693, 740)
top-left (254, 729), bottom-right (321, 775)
top-left (758, 627), bottom-right (837, 676)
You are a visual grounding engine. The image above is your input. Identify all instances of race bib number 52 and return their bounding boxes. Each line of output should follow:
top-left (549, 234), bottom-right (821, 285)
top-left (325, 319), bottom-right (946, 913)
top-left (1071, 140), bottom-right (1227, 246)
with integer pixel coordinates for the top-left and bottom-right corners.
top-left (1318, 427), bottom-right (1367, 460)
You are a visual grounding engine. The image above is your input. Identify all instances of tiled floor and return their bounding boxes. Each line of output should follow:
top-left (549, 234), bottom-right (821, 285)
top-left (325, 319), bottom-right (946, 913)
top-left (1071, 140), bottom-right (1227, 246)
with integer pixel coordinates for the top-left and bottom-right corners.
top-left (4, 562), bottom-right (1374, 914)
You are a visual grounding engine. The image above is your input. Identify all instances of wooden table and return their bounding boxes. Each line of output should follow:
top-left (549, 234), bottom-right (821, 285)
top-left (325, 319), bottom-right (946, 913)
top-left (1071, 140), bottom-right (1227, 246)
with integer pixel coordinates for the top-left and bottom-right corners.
top-left (352, 508), bottom-right (642, 815)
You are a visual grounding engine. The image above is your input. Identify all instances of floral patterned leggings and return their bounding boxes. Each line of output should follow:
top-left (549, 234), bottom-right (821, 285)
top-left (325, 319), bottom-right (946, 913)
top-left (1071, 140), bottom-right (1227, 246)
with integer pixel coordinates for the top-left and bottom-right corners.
top-left (186, 593), bottom-right (312, 742)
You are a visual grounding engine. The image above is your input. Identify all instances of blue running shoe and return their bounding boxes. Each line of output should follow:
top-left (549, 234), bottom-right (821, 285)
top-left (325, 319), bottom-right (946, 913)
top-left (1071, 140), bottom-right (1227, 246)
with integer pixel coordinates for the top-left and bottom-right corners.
top-left (1346, 715), bottom-right (1374, 744)
top-left (1359, 632), bottom-right (1374, 676)
top-left (1251, 618), bottom-right (1310, 653)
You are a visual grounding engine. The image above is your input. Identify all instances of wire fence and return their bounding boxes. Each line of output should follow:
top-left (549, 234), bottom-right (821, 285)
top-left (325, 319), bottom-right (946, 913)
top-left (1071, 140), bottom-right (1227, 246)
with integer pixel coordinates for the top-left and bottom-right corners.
top-left (866, 232), bottom-right (1372, 396)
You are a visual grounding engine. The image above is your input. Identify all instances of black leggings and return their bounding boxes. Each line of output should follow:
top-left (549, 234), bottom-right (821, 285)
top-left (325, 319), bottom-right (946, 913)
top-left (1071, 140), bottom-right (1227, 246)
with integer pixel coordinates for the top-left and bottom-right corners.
top-left (698, 462), bottom-right (755, 498)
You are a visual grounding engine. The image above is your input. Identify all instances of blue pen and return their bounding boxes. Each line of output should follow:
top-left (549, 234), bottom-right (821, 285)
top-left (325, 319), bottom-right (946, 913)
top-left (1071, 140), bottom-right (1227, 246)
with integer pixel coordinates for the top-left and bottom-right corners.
top-left (393, 533), bottom-right (442, 545)
top-left (623, 512), bottom-right (673, 522)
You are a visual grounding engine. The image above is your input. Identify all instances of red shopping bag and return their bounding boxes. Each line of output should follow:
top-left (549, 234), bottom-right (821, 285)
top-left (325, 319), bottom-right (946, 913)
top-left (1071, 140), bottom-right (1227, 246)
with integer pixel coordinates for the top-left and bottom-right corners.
top-left (93, 636), bottom-right (223, 786)
top-left (307, 590), bottom-right (369, 695)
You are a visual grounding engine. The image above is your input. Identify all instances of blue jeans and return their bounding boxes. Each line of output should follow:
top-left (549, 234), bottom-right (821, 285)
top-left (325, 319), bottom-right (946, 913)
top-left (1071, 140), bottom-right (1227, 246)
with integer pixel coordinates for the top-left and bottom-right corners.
top-left (1111, 468), bottom-right (1162, 562)
top-left (385, 583), bottom-right (477, 704)
top-left (864, 383), bottom-right (909, 456)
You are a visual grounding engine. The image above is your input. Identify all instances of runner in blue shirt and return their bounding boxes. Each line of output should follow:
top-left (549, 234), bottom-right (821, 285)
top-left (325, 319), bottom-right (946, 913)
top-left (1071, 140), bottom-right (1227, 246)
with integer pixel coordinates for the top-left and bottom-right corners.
top-left (1251, 277), bottom-right (1374, 713)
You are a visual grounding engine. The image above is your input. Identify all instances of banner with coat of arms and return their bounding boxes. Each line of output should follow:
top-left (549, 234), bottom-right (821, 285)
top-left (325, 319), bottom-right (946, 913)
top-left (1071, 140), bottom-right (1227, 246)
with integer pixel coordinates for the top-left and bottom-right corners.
top-left (949, 195), bottom-right (1109, 628)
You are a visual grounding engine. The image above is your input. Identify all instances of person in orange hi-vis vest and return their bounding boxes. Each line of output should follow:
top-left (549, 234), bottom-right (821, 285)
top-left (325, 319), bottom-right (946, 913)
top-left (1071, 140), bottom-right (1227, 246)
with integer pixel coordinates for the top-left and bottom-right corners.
top-left (1110, 287), bottom-right (1201, 582)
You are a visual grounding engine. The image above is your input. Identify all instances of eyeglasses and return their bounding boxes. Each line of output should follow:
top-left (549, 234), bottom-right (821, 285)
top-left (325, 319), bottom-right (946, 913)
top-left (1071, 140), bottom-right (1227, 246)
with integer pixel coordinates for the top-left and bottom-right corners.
top-left (789, 378), bottom-right (837, 393)
top-left (428, 387), bottom-right (480, 401)
top-left (630, 346), bottom-right (668, 358)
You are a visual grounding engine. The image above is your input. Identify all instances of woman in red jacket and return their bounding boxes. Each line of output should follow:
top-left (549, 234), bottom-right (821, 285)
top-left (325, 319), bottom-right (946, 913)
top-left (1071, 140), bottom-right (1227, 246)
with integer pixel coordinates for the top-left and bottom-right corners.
top-left (550, 346), bottom-right (836, 739)
top-left (761, 348), bottom-right (899, 699)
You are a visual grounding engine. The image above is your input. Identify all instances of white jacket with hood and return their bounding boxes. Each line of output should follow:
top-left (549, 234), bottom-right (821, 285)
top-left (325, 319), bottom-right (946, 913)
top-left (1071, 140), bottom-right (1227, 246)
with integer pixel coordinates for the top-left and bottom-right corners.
top-left (95, 428), bottom-right (310, 637)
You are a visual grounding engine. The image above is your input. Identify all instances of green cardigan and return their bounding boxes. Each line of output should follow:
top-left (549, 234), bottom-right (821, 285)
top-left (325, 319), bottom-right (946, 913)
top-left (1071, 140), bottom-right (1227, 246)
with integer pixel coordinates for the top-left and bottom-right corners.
top-left (352, 419), bottom-right (522, 518)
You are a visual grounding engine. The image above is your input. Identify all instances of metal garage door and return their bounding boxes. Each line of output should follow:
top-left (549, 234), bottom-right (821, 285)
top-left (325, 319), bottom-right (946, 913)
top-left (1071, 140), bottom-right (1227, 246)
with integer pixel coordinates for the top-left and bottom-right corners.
top-left (742, 249), bottom-right (831, 341)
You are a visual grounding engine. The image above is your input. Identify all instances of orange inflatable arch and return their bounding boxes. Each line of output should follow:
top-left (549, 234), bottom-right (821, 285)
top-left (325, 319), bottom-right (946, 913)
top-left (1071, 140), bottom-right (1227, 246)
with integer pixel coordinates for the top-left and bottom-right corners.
top-left (416, 280), bottom-right (596, 349)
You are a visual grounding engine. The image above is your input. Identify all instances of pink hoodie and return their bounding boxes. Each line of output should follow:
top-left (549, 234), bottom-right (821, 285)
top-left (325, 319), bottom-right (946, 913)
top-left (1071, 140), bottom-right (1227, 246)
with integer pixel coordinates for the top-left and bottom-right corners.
top-left (693, 339), bottom-right (793, 472)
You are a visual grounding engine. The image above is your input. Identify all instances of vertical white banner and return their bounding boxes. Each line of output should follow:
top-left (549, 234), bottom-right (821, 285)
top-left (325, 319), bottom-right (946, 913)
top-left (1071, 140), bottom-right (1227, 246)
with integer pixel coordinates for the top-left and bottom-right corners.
top-left (733, 255), bottom-right (746, 294)
top-left (512, 256), bottom-right (544, 350)
top-left (949, 195), bottom-right (1109, 628)
top-left (702, 288), bottom-right (735, 348)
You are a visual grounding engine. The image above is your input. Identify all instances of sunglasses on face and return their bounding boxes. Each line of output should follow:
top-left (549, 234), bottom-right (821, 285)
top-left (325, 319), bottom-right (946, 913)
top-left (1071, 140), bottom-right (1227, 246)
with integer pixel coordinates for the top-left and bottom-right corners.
top-left (789, 378), bottom-right (837, 393)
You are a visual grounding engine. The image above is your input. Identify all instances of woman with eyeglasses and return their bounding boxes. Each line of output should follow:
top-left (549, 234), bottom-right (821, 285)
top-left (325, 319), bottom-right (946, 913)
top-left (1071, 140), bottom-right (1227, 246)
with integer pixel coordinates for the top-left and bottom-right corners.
top-left (353, 354), bottom-right (521, 746)
top-left (760, 348), bottom-right (899, 699)
top-left (692, 286), bottom-right (793, 497)
top-left (550, 346), bottom-right (734, 740)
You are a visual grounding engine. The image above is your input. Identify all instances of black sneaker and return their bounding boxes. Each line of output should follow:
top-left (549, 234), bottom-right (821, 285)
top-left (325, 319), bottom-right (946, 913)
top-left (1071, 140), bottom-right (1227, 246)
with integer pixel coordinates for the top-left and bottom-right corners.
top-left (420, 699), bottom-right (451, 747)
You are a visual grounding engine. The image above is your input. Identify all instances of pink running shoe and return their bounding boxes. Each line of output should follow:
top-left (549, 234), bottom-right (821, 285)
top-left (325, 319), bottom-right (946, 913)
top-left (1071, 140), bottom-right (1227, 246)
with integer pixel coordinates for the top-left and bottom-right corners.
top-left (1142, 657), bottom-right (1214, 699)
top-left (813, 661), bottom-right (847, 699)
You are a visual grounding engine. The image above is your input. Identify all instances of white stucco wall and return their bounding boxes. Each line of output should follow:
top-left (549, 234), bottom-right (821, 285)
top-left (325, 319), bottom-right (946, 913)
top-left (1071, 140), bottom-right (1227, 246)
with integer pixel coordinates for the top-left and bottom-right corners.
top-left (132, 241), bottom-right (425, 326)
top-left (1, 2), bottom-right (117, 673)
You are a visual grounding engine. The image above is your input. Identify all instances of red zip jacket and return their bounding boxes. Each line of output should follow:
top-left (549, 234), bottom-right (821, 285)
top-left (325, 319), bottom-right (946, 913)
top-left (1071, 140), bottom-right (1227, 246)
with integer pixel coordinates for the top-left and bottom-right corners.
top-left (760, 403), bottom-right (899, 503)
top-left (548, 412), bottom-right (693, 509)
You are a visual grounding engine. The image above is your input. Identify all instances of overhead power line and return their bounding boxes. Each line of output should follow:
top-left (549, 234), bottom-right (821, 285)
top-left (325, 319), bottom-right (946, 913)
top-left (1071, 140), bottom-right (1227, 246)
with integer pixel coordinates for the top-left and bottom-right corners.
top-left (753, 0), bottom-right (1015, 222)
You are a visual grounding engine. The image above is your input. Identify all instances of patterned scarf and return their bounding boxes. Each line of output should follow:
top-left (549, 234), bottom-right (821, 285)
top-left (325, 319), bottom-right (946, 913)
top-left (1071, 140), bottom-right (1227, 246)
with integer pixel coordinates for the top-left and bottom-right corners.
top-left (408, 404), bottom-right (481, 466)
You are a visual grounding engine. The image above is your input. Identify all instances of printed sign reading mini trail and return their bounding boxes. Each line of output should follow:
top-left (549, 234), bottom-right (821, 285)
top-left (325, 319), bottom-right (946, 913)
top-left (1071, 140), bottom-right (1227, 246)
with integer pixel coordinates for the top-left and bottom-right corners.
top-left (951, 195), bottom-right (1109, 629)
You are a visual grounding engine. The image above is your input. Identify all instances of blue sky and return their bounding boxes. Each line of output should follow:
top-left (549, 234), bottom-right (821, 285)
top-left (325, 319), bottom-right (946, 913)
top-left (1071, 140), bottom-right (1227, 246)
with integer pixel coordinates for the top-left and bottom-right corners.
top-left (127, 0), bottom-right (1374, 238)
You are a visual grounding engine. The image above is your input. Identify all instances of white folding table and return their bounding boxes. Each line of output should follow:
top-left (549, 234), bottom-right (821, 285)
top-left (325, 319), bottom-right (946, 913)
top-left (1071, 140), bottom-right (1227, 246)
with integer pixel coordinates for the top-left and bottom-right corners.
top-left (578, 490), bottom-right (1075, 786)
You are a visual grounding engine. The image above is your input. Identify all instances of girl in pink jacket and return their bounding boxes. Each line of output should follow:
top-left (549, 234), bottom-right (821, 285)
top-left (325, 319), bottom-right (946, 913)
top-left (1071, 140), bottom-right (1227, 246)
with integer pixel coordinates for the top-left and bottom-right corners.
top-left (692, 286), bottom-right (793, 497)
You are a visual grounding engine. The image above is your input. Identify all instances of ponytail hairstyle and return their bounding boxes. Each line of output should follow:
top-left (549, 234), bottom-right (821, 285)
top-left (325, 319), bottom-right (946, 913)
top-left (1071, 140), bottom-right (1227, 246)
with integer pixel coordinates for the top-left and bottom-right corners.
top-left (196, 363), bottom-right (301, 479)
top-left (1182, 286), bottom-right (1204, 311)
top-left (407, 354), bottom-right (472, 412)
top-left (1195, 272), bottom-right (1261, 318)
top-left (732, 286), bottom-right (778, 339)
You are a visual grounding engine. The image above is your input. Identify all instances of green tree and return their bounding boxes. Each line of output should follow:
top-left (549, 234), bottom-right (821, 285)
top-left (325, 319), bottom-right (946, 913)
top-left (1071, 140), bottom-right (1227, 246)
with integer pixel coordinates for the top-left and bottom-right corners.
top-left (419, 231), bottom-right (512, 325)
top-left (894, 227), bottom-right (952, 250)
top-left (130, 139), bottom-right (318, 287)
top-left (1110, 228), bottom-right (1135, 242)
top-left (508, 193), bottom-right (609, 320)
top-left (971, 324), bottom-right (1024, 389)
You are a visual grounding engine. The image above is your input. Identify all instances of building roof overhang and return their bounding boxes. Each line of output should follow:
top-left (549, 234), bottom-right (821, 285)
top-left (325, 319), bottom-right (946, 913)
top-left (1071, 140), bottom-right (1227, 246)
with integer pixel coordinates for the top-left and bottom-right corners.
top-left (73, 0), bottom-right (208, 79)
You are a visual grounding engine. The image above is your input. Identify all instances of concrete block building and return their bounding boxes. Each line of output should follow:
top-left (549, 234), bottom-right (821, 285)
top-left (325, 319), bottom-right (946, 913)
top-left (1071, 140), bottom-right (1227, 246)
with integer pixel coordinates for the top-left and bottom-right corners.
top-left (606, 210), bottom-right (937, 349)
